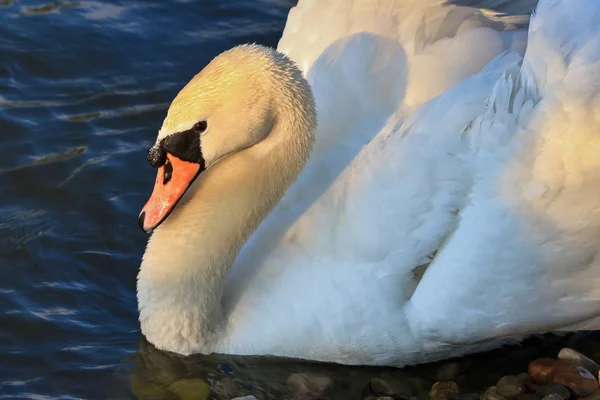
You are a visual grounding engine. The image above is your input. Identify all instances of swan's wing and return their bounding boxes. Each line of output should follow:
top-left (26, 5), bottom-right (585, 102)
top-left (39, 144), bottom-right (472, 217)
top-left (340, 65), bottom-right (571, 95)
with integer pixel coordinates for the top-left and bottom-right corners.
top-left (290, 51), bottom-right (524, 274)
top-left (404, 0), bottom-right (600, 344)
top-left (269, 0), bottom-right (533, 243)
top-left (228, 0), bottom-right (536, 329)
top-left (279, 0), bottom-right (600, 346)
top-left (273, 0), bottom-right (536, 274)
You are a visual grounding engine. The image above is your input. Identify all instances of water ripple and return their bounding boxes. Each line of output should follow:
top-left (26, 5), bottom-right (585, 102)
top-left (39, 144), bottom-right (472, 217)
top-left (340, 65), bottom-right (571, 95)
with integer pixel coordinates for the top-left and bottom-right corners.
top-left (20, 1), bottom-right (81, 16)
top-left (0, 147), bottom-right (86, 174)
top-left (0, 84), bottom-right (176, 109)
top-left (30, 308), bottom-right (76, 320)
top-left (58, 102), bottom-right (168, 122)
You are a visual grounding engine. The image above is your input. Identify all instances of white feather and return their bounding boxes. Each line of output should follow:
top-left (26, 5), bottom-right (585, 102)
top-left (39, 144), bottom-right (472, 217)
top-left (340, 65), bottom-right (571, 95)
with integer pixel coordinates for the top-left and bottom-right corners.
top-left (138, 0), bottom-right (600, 366)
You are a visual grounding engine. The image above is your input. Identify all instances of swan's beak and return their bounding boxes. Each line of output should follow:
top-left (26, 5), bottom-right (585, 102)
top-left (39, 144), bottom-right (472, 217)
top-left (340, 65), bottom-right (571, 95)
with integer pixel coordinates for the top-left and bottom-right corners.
top-left (138, 153), bottom-right (202, 233)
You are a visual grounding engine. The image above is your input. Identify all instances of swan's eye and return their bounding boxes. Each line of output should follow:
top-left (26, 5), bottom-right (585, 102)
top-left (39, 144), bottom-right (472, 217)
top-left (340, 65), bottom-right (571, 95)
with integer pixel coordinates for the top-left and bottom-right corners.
top-left (193, 121), bottom-right (208, 134)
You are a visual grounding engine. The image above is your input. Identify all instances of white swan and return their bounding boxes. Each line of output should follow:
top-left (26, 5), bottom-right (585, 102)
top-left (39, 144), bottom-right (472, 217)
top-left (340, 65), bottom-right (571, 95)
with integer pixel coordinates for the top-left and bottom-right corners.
top-left (136, 0), bottom-right (600, 366)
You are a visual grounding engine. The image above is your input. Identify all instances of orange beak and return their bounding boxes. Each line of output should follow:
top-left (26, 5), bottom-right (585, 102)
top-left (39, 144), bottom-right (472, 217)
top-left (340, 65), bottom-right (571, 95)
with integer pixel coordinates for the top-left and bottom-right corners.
top-left (138, 153), bottom-right (202, 233)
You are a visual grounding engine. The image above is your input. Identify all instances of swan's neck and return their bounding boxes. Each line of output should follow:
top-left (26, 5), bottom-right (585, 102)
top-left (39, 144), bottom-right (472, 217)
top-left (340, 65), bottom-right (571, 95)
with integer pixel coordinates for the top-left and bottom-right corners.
top-left (137, 116), bottom-right (312, 355)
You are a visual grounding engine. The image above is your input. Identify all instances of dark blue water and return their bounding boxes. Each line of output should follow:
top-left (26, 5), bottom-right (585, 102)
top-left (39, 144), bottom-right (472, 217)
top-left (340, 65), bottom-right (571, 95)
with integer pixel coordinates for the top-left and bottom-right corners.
top-left (2, 1), bottom-right (600, 399)
top-left (0, 1), bottom-right (295, 397)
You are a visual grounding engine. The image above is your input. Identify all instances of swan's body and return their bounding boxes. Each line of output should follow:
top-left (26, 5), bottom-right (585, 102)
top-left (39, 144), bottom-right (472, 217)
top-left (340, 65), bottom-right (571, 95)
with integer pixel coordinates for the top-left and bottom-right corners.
top-left (137, 0), bottom-right (600, 366)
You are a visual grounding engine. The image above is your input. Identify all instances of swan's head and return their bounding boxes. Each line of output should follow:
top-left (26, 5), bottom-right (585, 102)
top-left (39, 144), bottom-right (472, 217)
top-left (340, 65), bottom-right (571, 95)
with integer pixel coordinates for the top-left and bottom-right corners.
top-left (139, 44), bottom-right (315, 233)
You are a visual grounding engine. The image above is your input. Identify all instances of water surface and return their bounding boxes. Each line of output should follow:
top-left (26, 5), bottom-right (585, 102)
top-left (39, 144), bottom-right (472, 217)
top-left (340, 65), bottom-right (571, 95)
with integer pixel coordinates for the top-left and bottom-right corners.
top-left (0, 0), bottom-right (294, 397)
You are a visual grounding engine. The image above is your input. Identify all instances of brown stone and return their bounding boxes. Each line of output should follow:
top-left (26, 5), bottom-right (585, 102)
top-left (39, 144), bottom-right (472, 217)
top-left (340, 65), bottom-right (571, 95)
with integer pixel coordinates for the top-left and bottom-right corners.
top-left (528, 358), bottom-right (598, 397)
top-left (496, 376), bottom-right (526, 399)
top-left (482, 386), bottom-right (507, 400)
top-left (430, 381), bottom-right (460, 400)
top-left (529, 359), bottom-right (559, 386)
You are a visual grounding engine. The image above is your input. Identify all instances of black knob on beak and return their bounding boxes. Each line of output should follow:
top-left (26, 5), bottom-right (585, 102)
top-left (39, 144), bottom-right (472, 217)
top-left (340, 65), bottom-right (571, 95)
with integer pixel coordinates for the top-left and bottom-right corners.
top-left (148, 146), bottom-right (166, 168)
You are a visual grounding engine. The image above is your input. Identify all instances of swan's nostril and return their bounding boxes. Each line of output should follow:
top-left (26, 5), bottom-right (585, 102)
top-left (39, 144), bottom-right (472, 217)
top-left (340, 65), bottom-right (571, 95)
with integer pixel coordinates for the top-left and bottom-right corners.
top-left (163, 160), bottom-right (173, 185)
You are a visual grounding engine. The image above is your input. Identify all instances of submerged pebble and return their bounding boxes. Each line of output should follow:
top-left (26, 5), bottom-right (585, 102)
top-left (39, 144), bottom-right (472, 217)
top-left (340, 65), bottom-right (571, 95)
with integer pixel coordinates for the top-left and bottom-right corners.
top-left (542, 395), bottom-right (565, 400)
top-left (203, 338), bottom-right (600, 400)
top-left (430, 381), bottom-right (459, 400)
top-left (484, 386), bottom-right (507, 400)
top-left (497, 376), bottom-right (526, 399)
top-left (536, 384), bottom-right (571, 400)
top-left (529, 359), bottom-right (559, 385)
top-left (558, 348), bottom-right (600, 378)
top-left (529, 358), bottom-right (598, 397)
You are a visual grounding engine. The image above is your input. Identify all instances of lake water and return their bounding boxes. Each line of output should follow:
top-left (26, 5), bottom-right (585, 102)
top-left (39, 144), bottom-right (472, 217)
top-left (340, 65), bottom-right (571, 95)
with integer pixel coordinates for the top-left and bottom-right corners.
top-left (1, 0), bottom-right (598, 399)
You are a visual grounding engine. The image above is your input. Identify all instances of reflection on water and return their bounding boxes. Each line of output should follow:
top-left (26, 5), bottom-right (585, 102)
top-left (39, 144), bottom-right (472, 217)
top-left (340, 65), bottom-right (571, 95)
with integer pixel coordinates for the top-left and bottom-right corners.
top-left (128, 334), bottom-right (600, 400)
